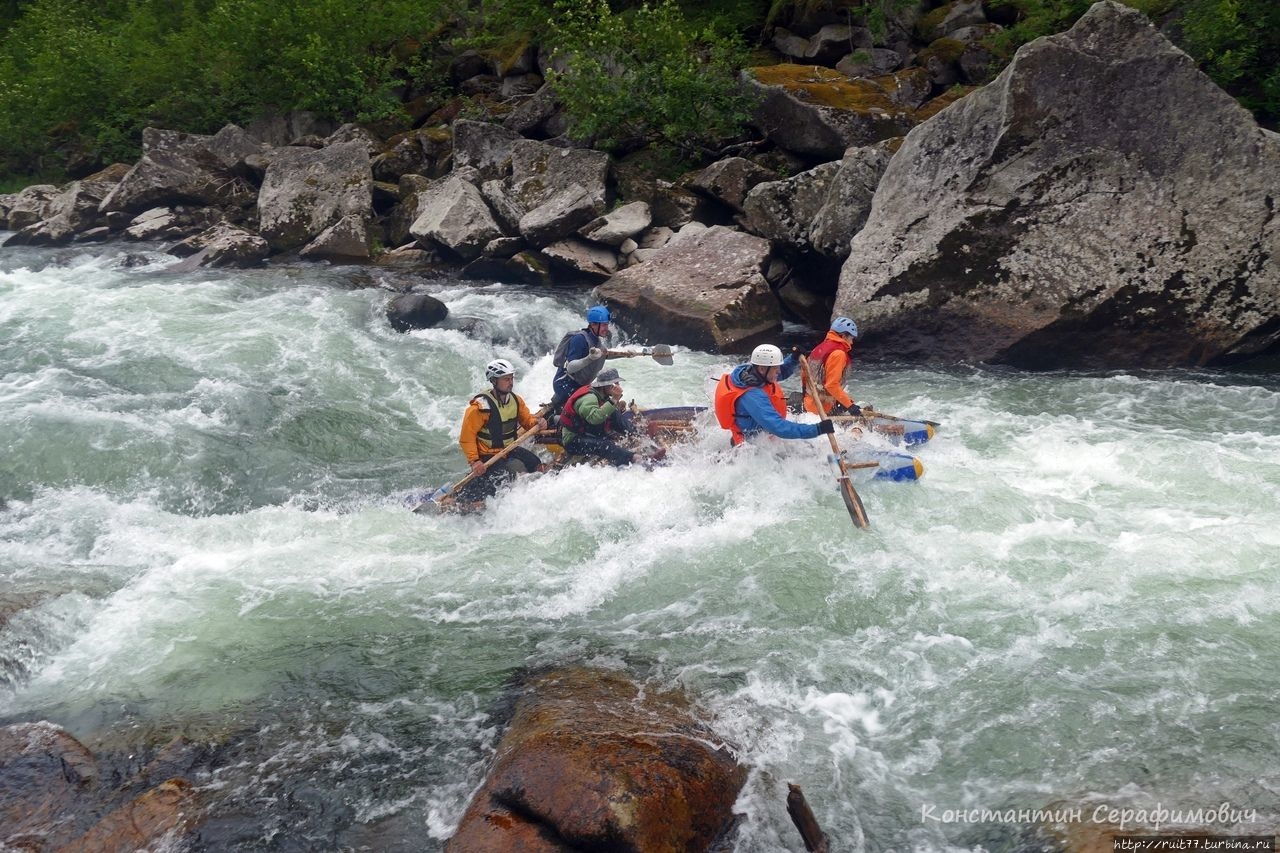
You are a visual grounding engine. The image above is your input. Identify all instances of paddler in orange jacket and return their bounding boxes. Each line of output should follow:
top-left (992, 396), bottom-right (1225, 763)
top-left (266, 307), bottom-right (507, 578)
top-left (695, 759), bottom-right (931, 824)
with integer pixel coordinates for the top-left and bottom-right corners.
top-left (456, 358), bottom-right (547, 501)
top-left (803, 316), bottom-right (862, 417)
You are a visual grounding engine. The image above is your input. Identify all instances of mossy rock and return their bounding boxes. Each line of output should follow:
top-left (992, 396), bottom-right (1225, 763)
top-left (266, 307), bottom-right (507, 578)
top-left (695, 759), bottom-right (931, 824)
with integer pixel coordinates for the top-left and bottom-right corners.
top-left (481, 33), bottom-right (533, 76)
top-left (748, 64), bottom-right (904, 114)
top-left (919, 37), bottom-right (967, 65)
top-left (917, 2), bottom-right (955, 38)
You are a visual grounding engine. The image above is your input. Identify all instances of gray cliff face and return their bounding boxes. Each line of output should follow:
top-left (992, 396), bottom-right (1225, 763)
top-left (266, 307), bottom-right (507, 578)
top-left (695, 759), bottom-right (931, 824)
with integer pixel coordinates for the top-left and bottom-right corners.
top-left (836, 0), bottom-right (1280, 369)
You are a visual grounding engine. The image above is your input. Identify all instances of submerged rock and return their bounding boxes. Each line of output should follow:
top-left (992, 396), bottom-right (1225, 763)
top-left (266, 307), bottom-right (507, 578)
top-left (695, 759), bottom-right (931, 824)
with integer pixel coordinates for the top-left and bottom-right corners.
top-left (387, 291), bottom-right (449, 331)
top-left (0, 721), bottom-right (200, 851)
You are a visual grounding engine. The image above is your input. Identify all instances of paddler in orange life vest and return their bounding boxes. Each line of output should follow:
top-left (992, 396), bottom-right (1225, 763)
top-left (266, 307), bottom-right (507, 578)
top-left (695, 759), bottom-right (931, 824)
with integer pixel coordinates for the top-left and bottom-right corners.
top-left (714, 344), bottom-right (835, 446)
top-left (456, 358), bottom-right (548, 501)
top-left (803, 316), bottom-right (863, 417)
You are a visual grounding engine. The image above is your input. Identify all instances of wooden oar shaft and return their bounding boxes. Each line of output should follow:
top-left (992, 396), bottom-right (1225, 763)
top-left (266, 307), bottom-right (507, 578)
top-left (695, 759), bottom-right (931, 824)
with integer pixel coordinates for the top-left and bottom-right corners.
top-left (863, 409), bottom-right (941, 428)
top-left (798, 354), bottom-right (869, 530)
top-left (605, 345), bottom-right (673, 364)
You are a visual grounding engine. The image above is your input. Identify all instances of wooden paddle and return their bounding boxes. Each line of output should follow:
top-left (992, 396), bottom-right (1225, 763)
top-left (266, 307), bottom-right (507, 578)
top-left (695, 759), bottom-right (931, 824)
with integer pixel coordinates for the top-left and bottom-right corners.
top-left (605, 344), bottom-right (674, 365)
top-left (799, 354), bottom-right (870, 530)
top-left (804, 385), bottom-right (940, 429)
top-left (416, 407), bottom-right (548, 514)
top-left (859, 405), bottom-right (941, 428)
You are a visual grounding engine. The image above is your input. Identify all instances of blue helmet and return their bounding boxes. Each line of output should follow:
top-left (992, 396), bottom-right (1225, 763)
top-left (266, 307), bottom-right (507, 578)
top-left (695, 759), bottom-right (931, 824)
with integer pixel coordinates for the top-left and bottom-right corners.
top-left (586, 305), bottom-right (611, 324)
top-left (831, 316), bottom-right (858, 338)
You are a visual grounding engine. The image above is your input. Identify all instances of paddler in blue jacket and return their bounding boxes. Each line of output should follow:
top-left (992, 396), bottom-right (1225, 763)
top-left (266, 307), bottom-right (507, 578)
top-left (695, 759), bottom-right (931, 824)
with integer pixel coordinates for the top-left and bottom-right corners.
top-left (714, 344), bottom-right (835, 446)
top-left (550, 305), bottom-right (615, 411)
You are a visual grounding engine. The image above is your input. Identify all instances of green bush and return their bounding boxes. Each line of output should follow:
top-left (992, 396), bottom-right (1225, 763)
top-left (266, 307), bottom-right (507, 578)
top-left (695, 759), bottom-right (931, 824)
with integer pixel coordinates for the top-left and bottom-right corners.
top-left (1179, 0), bottom-right (1280, 123)
top-left (543, 0), bottom-right (755, 157)
top-left (2, 0), bottom-right (1277, 183)
top-left (0, 0), bottom-right (462, 177)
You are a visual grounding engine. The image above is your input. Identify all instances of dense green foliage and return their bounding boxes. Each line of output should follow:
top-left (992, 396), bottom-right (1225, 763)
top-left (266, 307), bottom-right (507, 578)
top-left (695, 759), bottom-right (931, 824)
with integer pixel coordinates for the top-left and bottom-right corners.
top-left (0, 0), bottom-right (1276, 183)
top-left (544, 0), bottom-right (753, 156)
top-left (0, 0), bottom-right (462, 175)
top-left (1177, 0), bottom-right (1280, 122)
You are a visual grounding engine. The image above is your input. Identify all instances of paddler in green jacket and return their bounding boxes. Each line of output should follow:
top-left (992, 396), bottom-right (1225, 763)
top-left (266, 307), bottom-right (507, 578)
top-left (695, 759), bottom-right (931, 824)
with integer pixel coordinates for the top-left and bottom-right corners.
top-left (557, 368), bottom-right (663, 467)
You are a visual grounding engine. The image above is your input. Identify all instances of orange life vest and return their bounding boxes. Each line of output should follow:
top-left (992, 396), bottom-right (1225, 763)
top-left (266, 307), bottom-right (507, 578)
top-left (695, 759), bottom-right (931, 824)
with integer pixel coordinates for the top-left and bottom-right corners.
top-left (714, 372), bottom-right (788, 446)
top-left (805, 333), bottom-right (852, 414)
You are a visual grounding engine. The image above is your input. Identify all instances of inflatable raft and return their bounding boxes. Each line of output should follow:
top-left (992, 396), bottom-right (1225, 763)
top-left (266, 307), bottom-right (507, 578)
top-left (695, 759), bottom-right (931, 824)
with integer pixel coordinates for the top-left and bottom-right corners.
top-left (409, 403), bottom-right (931, 513)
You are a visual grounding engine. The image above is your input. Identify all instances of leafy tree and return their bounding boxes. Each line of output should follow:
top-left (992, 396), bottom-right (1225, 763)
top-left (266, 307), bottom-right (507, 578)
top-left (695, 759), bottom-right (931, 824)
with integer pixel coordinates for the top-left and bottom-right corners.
top-left (2, 0), bottom-right (1278, 182)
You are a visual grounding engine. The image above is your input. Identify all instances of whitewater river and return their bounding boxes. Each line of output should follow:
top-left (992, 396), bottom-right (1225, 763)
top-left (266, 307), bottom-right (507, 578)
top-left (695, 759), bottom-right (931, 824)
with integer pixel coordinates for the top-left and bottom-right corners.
top-left (2, 241), bottom-right (1277, 851)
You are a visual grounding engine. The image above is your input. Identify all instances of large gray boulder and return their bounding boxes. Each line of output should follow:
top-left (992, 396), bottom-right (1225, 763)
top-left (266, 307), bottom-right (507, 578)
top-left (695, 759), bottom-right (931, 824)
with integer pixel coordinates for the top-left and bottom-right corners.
top-left (99, 128), bottom-right (258, 215)
top-left (373, 128), bottom-right (452, 182)
top-left (409, 174), bottom-right (503, 260)
top-left (688, 157), bottom-right (776, 214)
top-left (166, 223), bottom-right (269, 270)
top-left (740, 161), bottom-right (842, 249)
top-left (542, 237), bottom-right (619, 280)
top-left (506, 139), bottom-right (609, 216)
top-left (3, 164), bottom-right (131, 246)
top-left (452, 119), bottom-right (522, 179)
top-left (502, 83), bottom-right (561, 136)
top-left (300, 214), bottom-right (371, 262)
top-left (809, 144), bottom-right (893, 258)
top-left (578, 201), bottom-right (651, 246)
top-left (257, 140), bottom-right (373, 252)
top-left (596, 225), bottom-right (781, 351)
top-left (4, 184), bottom-right (59, 230)
top-left (738, 142), bottom-right (890, 259)
top-left (518, 183), bottom-right (605, 246)
top-left (836, 1), bottom-right (1280, 368)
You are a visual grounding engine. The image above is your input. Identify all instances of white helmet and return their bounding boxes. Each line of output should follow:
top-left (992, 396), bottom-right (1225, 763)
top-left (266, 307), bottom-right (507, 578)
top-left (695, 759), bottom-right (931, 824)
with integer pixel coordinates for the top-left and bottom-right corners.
top-left (485, 359), bottom-right (515, 382)
top-left (750, 344), bottom-right (784, 367)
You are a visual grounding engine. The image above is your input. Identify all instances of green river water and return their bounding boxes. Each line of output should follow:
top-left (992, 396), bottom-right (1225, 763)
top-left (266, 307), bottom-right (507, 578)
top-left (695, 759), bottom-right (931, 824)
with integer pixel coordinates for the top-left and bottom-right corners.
top-left (1, 242), bottom-right (1277, 851)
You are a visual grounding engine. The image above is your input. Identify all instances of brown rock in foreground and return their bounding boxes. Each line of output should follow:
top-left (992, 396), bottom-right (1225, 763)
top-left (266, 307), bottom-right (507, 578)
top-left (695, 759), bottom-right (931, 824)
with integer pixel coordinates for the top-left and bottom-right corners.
top-left (447, 666), bottom-right (747, 852)
top-left (64, 778), bottom-right (199, 853)
top-left (0, 722), bottom-right (201, 852)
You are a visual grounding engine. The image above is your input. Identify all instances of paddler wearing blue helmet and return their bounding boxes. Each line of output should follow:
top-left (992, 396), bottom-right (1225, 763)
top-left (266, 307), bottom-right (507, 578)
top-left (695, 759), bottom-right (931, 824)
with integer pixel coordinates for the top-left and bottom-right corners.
top-left (550, 304), bottom-right (615, 410)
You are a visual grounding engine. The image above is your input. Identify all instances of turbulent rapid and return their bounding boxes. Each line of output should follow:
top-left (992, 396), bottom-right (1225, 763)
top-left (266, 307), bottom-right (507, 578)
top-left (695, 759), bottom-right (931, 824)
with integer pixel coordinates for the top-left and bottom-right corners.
top-left (2, 242), bottom-right (1278, 851)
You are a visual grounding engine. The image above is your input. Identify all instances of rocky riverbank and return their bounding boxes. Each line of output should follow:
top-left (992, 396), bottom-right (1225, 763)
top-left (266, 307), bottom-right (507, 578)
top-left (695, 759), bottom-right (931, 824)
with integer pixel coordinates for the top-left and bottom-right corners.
top-left (3, 1), bottom-right (1274, 369)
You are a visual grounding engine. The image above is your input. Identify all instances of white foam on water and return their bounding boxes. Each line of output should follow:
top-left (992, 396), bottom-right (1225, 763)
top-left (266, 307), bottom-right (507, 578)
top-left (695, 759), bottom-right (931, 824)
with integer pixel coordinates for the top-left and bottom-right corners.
top-left (3, 246), bottom-right (1279, 850)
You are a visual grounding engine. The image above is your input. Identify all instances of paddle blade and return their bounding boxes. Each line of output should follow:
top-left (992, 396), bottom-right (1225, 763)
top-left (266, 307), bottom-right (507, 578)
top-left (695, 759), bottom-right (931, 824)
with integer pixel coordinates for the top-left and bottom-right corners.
top-left (649, 344), bottom-right (674, 365)
top-left (839, 478), bottom-right (870, 528)
top-left (410, 485), bottom-right (450, 514)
